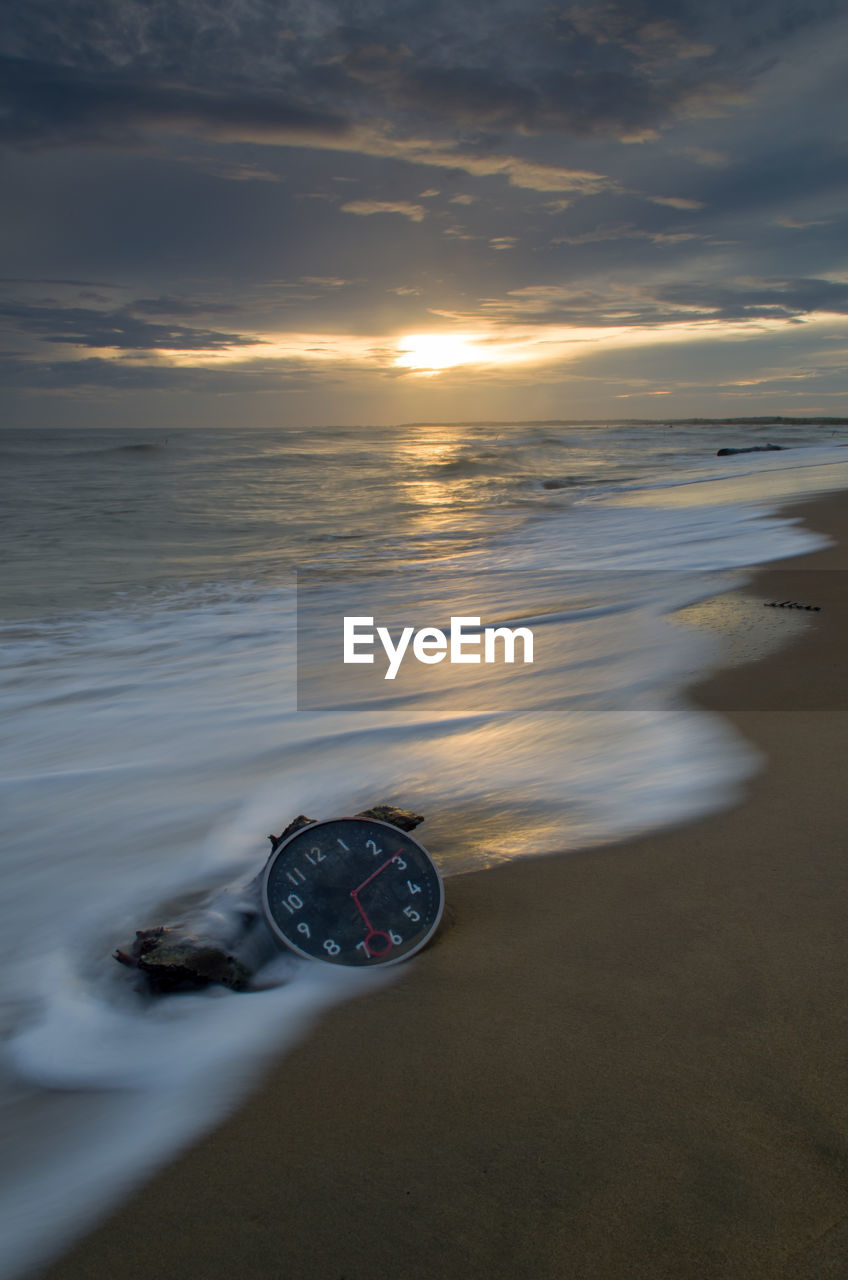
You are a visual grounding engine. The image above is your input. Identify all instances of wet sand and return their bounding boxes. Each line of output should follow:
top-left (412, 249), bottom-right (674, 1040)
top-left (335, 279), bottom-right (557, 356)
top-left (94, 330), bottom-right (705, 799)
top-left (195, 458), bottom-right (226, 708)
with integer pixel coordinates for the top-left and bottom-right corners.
top-left (40, 491), bottom-right (848, 1280)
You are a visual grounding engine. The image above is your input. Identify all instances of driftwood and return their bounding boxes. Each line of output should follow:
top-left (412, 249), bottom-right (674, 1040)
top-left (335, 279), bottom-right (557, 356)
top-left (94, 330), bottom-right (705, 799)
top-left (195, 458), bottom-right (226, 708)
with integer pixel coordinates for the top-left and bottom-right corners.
top-left (716, 443), bottom-right (783, 456)
top-left (114, 805), bottom-right (424, 993)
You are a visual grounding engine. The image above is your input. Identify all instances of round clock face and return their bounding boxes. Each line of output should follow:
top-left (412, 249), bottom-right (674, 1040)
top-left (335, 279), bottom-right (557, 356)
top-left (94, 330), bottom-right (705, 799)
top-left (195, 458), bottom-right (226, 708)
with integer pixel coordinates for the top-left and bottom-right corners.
top-left (262, 817), bottom-right (445, 966)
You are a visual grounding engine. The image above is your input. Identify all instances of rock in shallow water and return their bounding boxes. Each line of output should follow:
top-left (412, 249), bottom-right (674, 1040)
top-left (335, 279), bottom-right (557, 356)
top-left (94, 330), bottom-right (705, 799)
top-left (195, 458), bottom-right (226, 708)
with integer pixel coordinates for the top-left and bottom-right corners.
top-left (716, 443), bottom-right (783, 456)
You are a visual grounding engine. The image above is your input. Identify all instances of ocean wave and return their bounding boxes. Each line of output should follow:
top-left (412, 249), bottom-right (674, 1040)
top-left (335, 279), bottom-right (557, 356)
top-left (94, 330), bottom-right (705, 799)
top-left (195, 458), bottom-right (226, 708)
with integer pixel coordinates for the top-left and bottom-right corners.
top-left (2, 424), bottom-right (847, 1279)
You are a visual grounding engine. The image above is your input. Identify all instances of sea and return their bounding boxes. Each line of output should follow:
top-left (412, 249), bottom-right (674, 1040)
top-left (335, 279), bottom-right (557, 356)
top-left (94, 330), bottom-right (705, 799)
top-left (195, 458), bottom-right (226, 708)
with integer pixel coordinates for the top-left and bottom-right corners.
top-left (1, 419), bottom-right (848, 1278)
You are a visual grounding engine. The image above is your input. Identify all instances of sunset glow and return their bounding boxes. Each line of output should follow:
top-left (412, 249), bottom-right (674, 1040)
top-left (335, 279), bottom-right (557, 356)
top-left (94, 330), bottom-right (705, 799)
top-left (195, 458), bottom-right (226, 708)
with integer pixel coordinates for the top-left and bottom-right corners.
top-left (395, 334), bottom-right (482, 372)
top-left (3, 0), bottom-right (847, 425)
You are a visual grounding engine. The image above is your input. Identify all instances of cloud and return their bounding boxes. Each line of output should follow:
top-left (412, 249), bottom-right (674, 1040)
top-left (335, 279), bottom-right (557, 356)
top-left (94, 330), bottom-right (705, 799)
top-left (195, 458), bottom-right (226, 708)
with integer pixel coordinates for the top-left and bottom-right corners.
top-left (646, 195), bottom-right (705, 210)
top-left (298, 276), bottom-right (355, 288)
top-left (551, 223), bottom-right (702, 245)
top-left (674, 82), bottom-right (750, 118)
top-left (653, 276), bottom-right (848, 321)
top-left (0, 356), bottom-right (314, 393)
top-left (476, 276), bottom-right (848, 328)
top-left (565, 6), bottom-right (715, 65)
top-left (773, 215), bottom-right (833, 229)
top-left (0, 51), bottom-right (618, 195)
top-left (340, 199), bottom-right (427, 221)
top-left (387, 63), bottom-right (538, 130)
top-left (0, 56), bottom-right (350, 149)
top-left (131, 296), bottom-right (243, 317)
top-left (1, 0), bottom-right (846, 425)
top-left (680, 145), bottom-right (730, 168)
top-left (0, 301), bottom-right (257, 351)
top-left (0, 0), bottom-right (816, 171)
top-left (181, 157), bottom-right (283, 183)
top-left (0, 276), bottom-right (121, 288)
top-left (361, 141), bottom-right (611, 193)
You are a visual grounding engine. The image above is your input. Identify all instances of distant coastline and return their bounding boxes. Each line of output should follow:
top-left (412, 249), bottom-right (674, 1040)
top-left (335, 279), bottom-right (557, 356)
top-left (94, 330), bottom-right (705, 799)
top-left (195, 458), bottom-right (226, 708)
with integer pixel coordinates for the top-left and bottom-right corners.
top-left (398, 416), bottom-right (848, 427)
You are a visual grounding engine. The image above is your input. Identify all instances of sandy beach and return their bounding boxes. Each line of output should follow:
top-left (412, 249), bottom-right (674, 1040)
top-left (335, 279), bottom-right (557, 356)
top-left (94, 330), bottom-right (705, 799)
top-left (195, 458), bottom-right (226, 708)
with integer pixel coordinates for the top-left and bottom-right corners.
top-left (38, 490), bottom-right (848, 1280)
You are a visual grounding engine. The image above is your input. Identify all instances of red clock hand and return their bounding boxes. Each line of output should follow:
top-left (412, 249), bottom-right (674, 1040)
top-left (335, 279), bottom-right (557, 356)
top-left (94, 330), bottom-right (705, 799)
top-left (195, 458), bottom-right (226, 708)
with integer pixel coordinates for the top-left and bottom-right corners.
top-left (350, 853), bottom-right (401, 958)
top-left (350, 852), bottom-right (401, 898)
top-left (350, 893), bottom-right (374, 932)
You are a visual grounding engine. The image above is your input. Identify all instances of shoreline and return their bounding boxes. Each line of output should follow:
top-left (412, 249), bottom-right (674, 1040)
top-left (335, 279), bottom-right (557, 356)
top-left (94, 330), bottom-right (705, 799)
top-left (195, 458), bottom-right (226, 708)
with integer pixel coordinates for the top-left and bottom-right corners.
top-left (39, 490), bottom-right (848, 1280)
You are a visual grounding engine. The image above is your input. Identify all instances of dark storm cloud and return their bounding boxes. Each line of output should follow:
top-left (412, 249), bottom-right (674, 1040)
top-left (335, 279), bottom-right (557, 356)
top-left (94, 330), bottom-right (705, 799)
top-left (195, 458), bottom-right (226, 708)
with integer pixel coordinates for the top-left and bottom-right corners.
top-left (1, 0), bottom-right (837, 154)
top-left (0, 55), bottom-right (348, 149)
top-left (364, 59), bottom-right (686, 142)
top-left (0, 300), bottom-right (257, 350)
top-left (560, 0), bottom-right (841, 65)
top-left (386, 63), bottom-right (538, 130)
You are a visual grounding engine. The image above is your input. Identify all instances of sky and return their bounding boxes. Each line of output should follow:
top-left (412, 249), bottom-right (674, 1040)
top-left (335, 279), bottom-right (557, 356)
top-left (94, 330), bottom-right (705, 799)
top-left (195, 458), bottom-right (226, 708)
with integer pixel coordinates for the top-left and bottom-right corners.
top-left (2, 0), bottom-right (848, 428)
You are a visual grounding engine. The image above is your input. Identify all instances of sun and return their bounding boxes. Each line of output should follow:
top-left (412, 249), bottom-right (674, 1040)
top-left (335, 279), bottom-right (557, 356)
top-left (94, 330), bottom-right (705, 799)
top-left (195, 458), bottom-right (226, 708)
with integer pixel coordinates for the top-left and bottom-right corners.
top-left (395, 333), bottom-right (479, 372)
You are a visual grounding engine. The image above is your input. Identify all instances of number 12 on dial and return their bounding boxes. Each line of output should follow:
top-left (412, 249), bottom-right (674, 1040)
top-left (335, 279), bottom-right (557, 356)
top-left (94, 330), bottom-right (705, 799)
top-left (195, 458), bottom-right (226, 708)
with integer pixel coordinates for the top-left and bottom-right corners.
top-left (262, 817), bottom-right (444, 966)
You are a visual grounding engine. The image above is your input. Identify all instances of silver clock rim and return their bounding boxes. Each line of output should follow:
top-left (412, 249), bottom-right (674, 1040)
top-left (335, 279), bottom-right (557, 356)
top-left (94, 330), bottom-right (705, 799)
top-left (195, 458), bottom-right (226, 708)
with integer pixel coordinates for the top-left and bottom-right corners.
top-left (260, 814), bottom-right (445, 966)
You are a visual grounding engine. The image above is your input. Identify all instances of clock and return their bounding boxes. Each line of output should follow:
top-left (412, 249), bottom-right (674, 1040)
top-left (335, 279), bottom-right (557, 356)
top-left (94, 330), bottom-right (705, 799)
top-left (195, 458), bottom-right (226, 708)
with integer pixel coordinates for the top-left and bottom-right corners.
top-left (262, 816), bottom-right (445, 966)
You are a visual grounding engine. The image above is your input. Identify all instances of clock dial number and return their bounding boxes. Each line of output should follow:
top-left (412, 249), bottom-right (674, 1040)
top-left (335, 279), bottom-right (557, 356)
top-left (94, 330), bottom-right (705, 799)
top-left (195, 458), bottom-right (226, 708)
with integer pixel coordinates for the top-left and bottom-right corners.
top-left (297, 921), bottom-right (311, 939)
